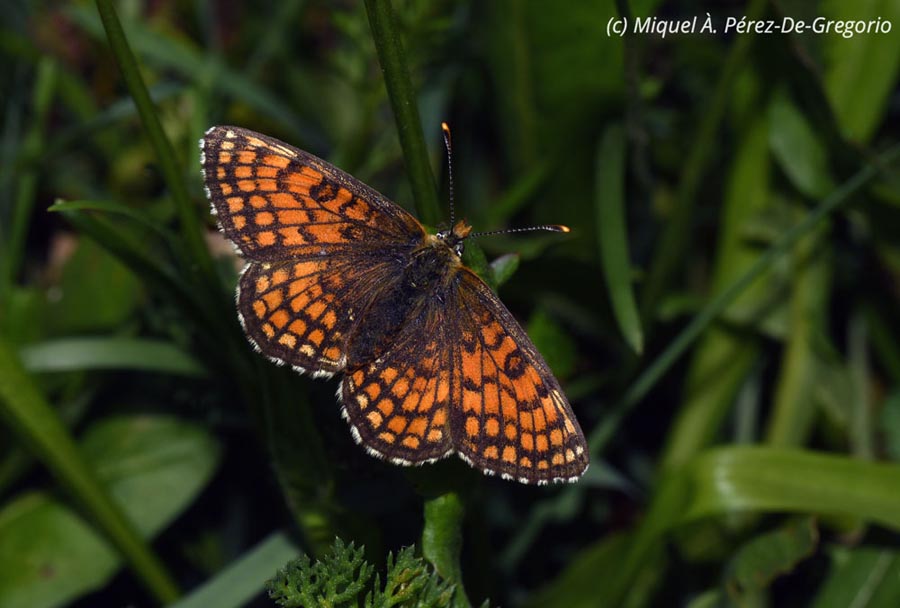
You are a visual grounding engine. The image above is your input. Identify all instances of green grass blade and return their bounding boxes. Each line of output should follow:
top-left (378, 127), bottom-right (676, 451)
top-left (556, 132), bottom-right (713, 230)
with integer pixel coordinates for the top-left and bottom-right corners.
top-left (679, 447), bottom-right (900, 528)
top-left (19, 337), bottom-right (206, 377)
top-left (0, 337), bottom-right (180, 603)
top-left (51, 199), bottom-right (175, 244)
top-left (66, 6), bottom-right (323, 148)
top-left (50, 205), bottom-right (206, 327)
top-left (171, 532), bottom-right (302, 608)
top-left (639, 0), bottom-right (767, 323)
top-left (596, 124), bottom-right (643, 354)
top-left (538, 446), bottom-right (900, 607)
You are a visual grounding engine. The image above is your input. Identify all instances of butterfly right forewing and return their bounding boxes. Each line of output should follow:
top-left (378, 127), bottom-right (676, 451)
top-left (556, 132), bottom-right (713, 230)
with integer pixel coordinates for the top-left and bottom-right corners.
top-left (450, 269), bottom-right (588, 484)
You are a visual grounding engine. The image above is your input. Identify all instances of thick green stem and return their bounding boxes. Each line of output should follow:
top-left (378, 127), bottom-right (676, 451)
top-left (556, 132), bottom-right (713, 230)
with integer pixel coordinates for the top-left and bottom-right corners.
top-left (422, 493), bottom-right (470, 608)
top-left (364, 0), bottom-right (441, 226)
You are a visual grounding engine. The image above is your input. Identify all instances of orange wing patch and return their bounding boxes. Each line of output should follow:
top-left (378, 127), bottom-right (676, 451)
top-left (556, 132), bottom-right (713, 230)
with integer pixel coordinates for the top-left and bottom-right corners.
top-left (452, 270), bottom-right (587, 484)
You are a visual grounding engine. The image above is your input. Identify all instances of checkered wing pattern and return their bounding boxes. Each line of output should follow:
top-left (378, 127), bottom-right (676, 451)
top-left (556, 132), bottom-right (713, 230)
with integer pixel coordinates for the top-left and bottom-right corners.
top-left (341, 299), bottom-right (453, 463)
top-left (201, 126), bottom-right (424, 262)
top-left (237, 256), bottom-right (403, 375)
top-left (451, 269), bottom-right (588, 484)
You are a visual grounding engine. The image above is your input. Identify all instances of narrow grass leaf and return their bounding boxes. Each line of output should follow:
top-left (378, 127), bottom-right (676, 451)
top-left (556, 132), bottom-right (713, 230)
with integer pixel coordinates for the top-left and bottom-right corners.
top-left (596, 124), bottom-right (642, 354)
top-left (20, 337), bottom-right (206, 377)
top-left (171, 532), bottom-right (302, 608)
top-left (768, 90), bottom-right (835, 198)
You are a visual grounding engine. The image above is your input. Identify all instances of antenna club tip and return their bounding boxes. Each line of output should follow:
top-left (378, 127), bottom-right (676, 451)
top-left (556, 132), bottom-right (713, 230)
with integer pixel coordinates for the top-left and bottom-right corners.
top-left (441, 122), bottom-right (451, 133)
top-left (556, 225), bottom-right (571, 233)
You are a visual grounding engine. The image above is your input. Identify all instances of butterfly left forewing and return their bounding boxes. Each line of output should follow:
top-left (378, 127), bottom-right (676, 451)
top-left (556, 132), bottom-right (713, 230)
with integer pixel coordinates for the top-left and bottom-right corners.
top-left (201, 125), bottom-right (425, 262)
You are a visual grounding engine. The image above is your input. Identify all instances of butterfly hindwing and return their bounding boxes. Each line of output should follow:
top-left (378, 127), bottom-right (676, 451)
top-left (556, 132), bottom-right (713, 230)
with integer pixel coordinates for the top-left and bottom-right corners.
top-left (238, 254), bottom-right (406, 375)
top-left (341, 297), bottom-right (454, 464)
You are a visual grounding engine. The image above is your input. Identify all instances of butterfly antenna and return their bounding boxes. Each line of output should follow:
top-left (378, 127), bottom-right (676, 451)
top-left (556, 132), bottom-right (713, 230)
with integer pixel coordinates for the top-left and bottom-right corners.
top-left (442, 122), bottom-right (455, 228)
top-left (469, 225), bottom-right (570, 239)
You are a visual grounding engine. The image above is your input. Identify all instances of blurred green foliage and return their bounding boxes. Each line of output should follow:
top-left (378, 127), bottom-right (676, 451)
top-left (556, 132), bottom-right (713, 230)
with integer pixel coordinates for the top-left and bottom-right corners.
top-left (1, 0), bottom-right (900, 606)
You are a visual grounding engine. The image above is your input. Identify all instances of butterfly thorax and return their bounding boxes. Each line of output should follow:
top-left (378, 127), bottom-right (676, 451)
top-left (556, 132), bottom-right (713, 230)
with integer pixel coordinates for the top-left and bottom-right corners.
top-left (345, 227), bottom-right (465, 366)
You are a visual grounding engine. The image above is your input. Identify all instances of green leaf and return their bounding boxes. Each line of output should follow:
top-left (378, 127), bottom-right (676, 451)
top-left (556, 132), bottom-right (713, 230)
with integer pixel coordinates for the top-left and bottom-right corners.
top-left (596, 123), bottom-right (643, 354)
top-left (812, 546), bottom-right (900, 608)
top-left (0, 415), bottom-right (220, 608)
top-left (20, 337), bottom-right (206, 377)
top-left (538, 446), bottom-right (900, 608)
top-left (267, 538), bottom-right (373, 608)
top-left (880, 391), bottom-right (900, 462)
top-left (421, 493), bottom-right (467, 608)
top-left (768, 90), bottom-right (835, 199)
top-left (725, 517), bottom-right (818, 599)
top-left (0, 338), bottom-right (180, 603)
top-left (50, 199), bottom-right (175, 243)
top-left (64, 5), bottom-right (322, 148)
top-left (81, 415), bottom-right (221, 537)
top-left (677, 447), bottom-right (900, 529)
top-left (488, 253), bottom-right (520, 288)
top-left (821, 0), bottom-right (900, 143)
top-left (0, 493), bottom-right (120, 608)
top-left (526, 308), bottom-right (575, 380)
top-left (659, 115), bottom-right (771, 468)
top-left (41, 238), bottom-right (141, 335)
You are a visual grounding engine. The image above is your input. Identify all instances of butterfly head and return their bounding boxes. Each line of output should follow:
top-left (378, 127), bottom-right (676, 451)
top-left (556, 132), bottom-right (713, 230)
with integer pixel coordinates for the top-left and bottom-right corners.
top-left (436, 219), bottom-right (473, 257)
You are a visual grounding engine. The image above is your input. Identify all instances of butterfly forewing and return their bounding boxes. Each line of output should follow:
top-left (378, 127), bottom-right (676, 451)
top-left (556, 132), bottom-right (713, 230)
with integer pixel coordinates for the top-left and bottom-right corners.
top-left (201, 125), bottom-right (425, 261)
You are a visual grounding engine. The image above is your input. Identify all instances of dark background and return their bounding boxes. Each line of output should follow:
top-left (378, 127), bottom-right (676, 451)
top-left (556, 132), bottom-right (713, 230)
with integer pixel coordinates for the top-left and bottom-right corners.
top-left (2, 0), bottom-right (900, 607)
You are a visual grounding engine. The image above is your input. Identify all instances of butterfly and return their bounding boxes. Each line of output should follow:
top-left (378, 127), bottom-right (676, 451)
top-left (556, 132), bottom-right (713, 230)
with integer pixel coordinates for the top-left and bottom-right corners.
top-left (200, 125), bottom-right (588, 484)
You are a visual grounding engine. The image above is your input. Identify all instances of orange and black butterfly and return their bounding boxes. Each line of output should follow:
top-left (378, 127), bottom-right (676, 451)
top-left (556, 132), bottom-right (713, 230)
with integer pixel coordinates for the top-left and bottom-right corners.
top-left (200, 125), bottom-right (588, 484)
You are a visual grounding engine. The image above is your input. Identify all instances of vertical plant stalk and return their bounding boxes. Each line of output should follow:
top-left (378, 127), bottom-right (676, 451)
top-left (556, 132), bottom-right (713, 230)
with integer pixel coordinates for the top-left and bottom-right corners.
top-left (0, 338), bottom-right (180, 603)
top-left (588, 143), bottom-right (900, 455)
top-left (364, 0), bottom-right (441, 227)
top-left (364, 1), bottom-right (468, 601)
top-left (422, 493), bottom-right (470, 608)
top-left (94, 0), bottom-right (217, 283)
top-left (1, 58), bottom-right (56, 308)
top-left (639, 0), bottom-right (767, 324)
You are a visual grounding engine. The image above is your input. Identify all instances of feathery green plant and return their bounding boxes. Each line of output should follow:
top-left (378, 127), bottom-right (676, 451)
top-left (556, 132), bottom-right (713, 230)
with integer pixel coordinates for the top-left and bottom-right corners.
top-left (267, 538), bottom-right (460, 608)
